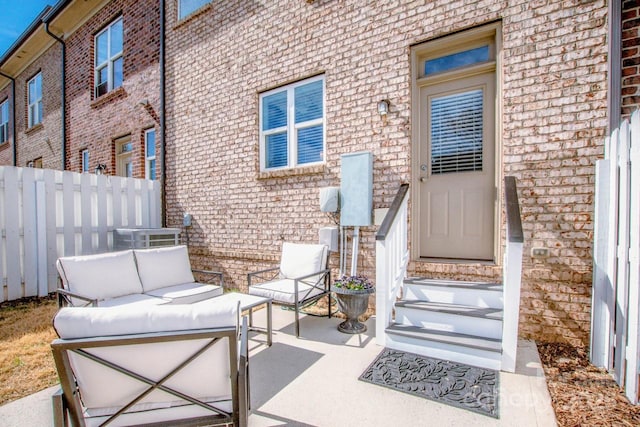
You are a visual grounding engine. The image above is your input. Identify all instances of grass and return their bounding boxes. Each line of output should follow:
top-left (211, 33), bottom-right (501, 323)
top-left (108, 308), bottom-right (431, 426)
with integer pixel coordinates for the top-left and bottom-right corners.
top-left (0, 296), bottom-right (58, 405)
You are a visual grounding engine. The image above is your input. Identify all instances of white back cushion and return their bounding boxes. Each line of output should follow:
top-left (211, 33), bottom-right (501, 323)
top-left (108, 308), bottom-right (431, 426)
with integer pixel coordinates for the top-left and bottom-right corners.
top-left (57, 250), bottom-right (143, 300)
top-left (54, 304), bottom-right (238, 410)
top-left (134, 245), bottom-right (195, 292)
top-left (279, 243), bottom-right (327, 279)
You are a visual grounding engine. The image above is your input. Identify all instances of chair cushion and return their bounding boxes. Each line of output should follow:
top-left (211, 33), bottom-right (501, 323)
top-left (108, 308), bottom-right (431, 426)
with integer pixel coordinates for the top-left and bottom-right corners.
top-left (145, 282), bottom-right (223, 305)
top-left (279, 243), bottom-right (327, 279)
top-left (249, 278), bottom-right (325, 304)
top-left (57, 250), bottom-right (143, 300)
top-left (134, 245), bottom-right (196, 292)
top-left (54, 303), bottom-right (237, 339)
top-left (97, 293), bottom-right (168, 308)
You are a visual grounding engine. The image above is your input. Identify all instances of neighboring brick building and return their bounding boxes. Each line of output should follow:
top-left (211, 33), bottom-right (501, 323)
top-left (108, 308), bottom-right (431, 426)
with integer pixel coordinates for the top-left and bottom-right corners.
top-left (0, 7), bottom-right (63, 170)
top-left (164, 0), bottom-right (608, 346)
top-left (0, 0), bottom-right (161, 179)
top-left (63, 0), bottom-right (160, 177)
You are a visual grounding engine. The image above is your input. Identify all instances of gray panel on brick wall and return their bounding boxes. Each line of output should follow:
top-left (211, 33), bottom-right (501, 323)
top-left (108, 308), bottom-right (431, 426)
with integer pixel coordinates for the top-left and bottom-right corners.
top-left (340, 151), bottom-right (372, 226)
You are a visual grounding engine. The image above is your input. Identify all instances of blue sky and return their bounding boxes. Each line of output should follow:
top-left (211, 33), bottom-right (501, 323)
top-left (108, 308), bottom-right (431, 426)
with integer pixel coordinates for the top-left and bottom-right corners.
top-left (0, 1), bottom-right (53, 58)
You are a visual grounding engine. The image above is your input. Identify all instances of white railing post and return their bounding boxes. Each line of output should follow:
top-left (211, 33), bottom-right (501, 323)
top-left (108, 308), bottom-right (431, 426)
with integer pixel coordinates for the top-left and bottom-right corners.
top-left (501, 176), bottom-right (524, 373)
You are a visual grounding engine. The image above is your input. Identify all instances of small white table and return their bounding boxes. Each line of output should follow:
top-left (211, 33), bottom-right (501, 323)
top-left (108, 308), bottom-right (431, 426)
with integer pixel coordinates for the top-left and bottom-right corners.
top-left (208, 292), bottom-right (272, 346)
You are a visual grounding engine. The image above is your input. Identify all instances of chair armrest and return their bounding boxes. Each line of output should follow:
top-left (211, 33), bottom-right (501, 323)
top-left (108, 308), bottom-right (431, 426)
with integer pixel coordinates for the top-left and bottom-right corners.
top-left (192, 269), bottom-right (224, 287)
top-left (247, 267), bottom-right (280, 287)
top-left (291, 268), bottom-right (331, 282)
top-left (56, 289), bottom-right (98, 308)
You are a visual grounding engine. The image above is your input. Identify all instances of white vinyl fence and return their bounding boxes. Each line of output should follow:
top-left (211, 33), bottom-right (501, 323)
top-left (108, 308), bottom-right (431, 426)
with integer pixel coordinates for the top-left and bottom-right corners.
top-left (0, 166), bottom-right (161, 302)
top-left (591, 110), bottom-right (640, 405)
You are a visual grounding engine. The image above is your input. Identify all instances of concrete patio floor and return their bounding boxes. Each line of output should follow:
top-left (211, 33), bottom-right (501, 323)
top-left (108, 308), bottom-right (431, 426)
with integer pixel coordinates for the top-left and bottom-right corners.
top-left (0, 306), bottom-right (557, 426)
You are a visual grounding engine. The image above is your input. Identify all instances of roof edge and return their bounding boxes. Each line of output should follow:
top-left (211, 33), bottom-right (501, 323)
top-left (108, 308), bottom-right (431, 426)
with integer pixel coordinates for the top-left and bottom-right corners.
top-left (0, 6), bottom-right (53, 70)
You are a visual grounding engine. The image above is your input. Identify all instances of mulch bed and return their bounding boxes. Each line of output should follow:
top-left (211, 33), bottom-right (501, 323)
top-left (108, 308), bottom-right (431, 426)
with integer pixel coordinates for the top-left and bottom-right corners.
top-left (537, 342), bottom-right (640, 426)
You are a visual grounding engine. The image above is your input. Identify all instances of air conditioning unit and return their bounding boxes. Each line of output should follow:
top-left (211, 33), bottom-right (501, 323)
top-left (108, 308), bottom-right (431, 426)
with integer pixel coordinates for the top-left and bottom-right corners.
top-left (113, 228), bottom-right (181, 250)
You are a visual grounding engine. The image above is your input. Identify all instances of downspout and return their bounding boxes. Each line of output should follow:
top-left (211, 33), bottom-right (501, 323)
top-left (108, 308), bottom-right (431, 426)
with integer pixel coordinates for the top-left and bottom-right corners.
top-left (607, 0), bottom-right (621, 146)
top-left (0, 71), bottom-right (17, 166)
top-left (160, 0), bottom-right (167, 227)
top-left (43, 23), bottom-right (67, 170)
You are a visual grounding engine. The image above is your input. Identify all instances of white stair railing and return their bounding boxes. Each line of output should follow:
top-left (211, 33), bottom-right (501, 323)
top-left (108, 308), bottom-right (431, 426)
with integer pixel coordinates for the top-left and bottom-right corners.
top-left (501, 176), bottom-right (524, 373)
top-left (375, 184), bottom-right (410, 346)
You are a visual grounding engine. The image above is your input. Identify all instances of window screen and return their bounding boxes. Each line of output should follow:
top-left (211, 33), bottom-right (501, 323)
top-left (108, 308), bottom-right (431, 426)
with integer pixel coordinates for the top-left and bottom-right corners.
top-left (430, 89), bottom-right (483, 174)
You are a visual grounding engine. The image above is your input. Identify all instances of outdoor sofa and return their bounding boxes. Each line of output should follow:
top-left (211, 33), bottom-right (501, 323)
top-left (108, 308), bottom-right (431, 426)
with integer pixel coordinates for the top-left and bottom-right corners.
top-left (56, 245), bottom-right (223, 307)
top-left (51, 303), bottom-right (249, 426)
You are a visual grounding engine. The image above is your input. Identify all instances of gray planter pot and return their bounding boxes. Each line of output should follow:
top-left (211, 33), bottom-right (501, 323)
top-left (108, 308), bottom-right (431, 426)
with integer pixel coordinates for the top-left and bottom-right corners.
top-left (331, 287), bottom-right (374, 334)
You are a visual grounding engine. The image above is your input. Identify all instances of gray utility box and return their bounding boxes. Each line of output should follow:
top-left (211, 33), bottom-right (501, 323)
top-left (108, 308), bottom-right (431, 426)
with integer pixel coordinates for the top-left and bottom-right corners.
top-left (114, 228), bottom-right (181, 250)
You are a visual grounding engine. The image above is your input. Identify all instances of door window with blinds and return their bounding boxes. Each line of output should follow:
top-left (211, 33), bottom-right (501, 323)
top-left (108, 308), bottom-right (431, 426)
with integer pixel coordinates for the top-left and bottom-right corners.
top-left (259, 75), bottom-right (325, 171)
top-left (430, 88), bottom-right (484, 174)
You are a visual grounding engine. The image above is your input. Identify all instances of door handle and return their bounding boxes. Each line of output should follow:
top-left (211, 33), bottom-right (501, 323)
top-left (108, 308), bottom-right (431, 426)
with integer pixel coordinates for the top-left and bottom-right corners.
top-left (420, 177), bottom-right (426, 182)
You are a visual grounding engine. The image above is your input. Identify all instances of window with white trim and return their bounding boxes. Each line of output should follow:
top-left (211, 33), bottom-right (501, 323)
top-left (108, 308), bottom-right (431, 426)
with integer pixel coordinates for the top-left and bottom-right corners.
top-left (27, 73), bottom-right (43, 128)
top-left (178, 0), bottom-right (211, 20)
top-left (259, 75), bottom-right (325, 171)
top-left (81, 149), bottom-right (90, 173)
top-left (145, 128), bottom-right (156, 180)
top-left (0, 99), bottom-right (8, 143)
top-left (95, 17), bottom-right (123, 98)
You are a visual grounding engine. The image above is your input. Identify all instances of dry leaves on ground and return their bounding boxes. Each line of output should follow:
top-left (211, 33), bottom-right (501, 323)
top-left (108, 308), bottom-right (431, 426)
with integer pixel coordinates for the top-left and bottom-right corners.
top-left (0, 296), bottom-right (59, 405)
top-left (538, 342), bottom-right (640, 427)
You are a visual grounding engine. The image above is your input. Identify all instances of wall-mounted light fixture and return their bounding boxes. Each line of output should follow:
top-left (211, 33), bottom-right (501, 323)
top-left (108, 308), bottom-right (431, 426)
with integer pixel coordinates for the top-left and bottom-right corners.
top-left (377, 99), bottom-right (390, 116)
top-left (95, 164), bottom-right (108, 175)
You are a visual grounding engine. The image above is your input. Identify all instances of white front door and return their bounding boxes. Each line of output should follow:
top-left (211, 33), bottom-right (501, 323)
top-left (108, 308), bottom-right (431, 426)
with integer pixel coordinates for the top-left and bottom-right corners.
top-left (419, 72), bottom-right (495, 260)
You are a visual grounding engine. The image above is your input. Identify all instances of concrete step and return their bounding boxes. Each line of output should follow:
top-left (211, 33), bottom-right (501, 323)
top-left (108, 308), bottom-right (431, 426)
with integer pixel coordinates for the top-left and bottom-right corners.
top-left (395, 300), bottom-right (503, 339)
top-left (385, 323), bottom-right (502, 370)
top-left (403, 278), bottom-right (503, 309)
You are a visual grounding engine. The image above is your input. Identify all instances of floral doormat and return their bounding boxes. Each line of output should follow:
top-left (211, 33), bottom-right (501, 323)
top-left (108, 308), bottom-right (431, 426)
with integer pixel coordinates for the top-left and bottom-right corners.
top-left (359, 348), bottom-right (499, 418)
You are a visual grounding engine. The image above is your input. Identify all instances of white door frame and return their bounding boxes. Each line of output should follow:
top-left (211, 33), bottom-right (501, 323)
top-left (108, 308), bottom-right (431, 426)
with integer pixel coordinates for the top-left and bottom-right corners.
top-left (410, 22), bottom-right (503, 264)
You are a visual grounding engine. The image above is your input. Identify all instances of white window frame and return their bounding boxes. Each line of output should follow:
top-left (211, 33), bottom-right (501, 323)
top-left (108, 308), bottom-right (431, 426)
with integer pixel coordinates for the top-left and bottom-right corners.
top-left (27, 73), bottom-right (42, 128)
top-left (144, 128), bottom-right (156, 180)
top-left (178, 0), bottom-right (212, 20)
top-left (0, 99), bottom-right (8, 143)
top-left (259, 75), bottom-right (326, 172)
top-left (94, 17), bottom-right (123, 98)
top-left (81, 149), bottom-right (90, 173)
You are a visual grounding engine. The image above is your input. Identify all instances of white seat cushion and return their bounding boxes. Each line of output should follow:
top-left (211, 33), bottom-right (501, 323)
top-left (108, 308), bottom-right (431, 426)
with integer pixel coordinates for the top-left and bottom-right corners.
top-left (134, 245), bottom-right (196, 292)
top-left (145, 282), bottom-right (223, 305)
top-left (54, 303), bottom-right (237, 339)
top-left (57, 250), bottom-right (143, 300)
top-left (249, 278), bottom-right (325, 304)
top-left (279, 243), bottom-right (327, 279)
top-left (97, 293), bottom-right (167, 308)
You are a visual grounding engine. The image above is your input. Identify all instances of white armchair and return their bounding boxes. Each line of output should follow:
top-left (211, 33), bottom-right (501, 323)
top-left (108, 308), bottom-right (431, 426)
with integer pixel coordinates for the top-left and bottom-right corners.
top-left (51, 303), bottom-right (248, 427)
top-left (247, 242), bottom-right (331, 337)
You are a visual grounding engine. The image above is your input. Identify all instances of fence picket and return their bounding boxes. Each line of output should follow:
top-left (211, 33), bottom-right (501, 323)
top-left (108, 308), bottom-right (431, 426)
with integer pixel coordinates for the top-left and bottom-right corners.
top-left (4, 167), bottom-right (21, 301)
top-left (97, 175), bottom-right (108, 251)
top-left (0, 169), bottom-right (4, 302)
top-left (22, 167), bottom-right (37, 296)
top-left (626, 110), bottom-right (640, 404)
top-left (62, 172), bottom-right (76, 256)
top-left (615, 120), bottom-right (631, 385)
top-left (80, 173), bottom-right (92, 254)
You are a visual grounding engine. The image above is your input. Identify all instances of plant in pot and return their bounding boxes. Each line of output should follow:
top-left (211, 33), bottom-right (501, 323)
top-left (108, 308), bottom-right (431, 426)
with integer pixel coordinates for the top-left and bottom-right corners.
top-left (331, 275), bottom-right (375, 334)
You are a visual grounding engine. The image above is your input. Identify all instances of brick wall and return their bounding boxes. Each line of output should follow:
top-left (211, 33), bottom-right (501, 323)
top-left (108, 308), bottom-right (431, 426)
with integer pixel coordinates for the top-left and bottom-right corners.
top-left (165, 0), bottom-right (608, 345)
top-left (12, 43), bottom-right (63, 169)
top-left (65, 0), bottom-right (160, 177)
top-left (0, 84), bottom-right (12, 165)
top-left (623, 0), bottom-right (640, 117)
